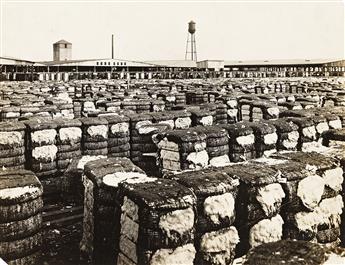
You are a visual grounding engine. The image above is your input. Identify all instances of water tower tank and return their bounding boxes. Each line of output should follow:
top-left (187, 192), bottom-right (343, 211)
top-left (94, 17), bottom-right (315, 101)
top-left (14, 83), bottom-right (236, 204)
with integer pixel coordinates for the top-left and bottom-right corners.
top-left (188, 21), bottom-right (196, 34)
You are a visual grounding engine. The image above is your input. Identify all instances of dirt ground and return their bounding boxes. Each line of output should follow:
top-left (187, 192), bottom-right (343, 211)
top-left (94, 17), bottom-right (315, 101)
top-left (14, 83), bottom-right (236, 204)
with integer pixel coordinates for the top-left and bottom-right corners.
top-left (41, 222), bottom-right (87, 265)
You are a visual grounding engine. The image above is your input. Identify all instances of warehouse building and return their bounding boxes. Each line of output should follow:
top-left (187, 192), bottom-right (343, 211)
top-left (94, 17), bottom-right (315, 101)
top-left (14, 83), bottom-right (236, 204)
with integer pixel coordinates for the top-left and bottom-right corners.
top-left (0, 39), bottom-right (344, 81)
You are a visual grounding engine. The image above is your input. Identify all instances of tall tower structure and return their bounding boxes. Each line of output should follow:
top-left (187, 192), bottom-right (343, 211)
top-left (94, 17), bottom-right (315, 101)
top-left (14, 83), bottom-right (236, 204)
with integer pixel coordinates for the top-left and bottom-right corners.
top-left (53, 40), bottom-right (72, 61)
top-left (185, 20), bottom-right (197, 61)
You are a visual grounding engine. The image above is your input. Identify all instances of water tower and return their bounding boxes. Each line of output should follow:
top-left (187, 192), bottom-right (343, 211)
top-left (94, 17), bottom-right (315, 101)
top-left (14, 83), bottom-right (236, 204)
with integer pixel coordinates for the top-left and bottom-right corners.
top-left (185, 20), bottom-right (197, 61)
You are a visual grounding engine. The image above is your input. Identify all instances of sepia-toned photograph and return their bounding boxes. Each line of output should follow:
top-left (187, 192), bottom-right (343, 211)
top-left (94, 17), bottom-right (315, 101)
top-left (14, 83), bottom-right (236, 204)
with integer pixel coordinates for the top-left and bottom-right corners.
top-left (0, 0), bottom-right (344, 264)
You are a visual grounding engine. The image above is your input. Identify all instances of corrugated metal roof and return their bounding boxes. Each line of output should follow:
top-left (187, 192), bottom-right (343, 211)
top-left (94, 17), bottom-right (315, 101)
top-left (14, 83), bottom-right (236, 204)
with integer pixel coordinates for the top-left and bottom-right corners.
top-left (144, 60), bottom-right (197, 68)
top-left (39, 58), bottom-right (158, 67)
top-left (224, 58), bottom-right (344, 66)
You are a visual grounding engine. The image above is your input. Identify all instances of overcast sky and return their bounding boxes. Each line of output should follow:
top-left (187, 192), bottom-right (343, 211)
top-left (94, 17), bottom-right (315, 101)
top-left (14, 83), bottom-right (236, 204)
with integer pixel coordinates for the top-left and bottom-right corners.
top-left (1, 0), bottom-right (344, 62)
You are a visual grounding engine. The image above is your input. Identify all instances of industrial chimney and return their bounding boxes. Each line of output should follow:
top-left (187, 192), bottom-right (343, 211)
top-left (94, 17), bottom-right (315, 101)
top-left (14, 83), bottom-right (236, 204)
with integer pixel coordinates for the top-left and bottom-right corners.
top-left (111, 34), bottom-right (114, 59)
top-left (185, 21), bottom-right (197, 61)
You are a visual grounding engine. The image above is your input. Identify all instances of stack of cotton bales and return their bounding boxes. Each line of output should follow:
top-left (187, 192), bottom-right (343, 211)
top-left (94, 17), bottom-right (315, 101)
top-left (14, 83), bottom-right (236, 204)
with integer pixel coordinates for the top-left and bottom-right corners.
top-left (239, 99), bottom-right (252, 121)
top-left (172, 110), bottom-right (192, 129)
top-left (100, 101), bottom-right (121, 113)
top-left (312, 116), bottom-right (329, 145)
top-left (221, 122), bottom-right (256, 162)
top-left (116, 178), bottom-right (197, 265)
top-left (252, 157), bottom-right (318, 242)
top-left (272, 152), bottom-right (344, 246)
top-left (151, 112), bottom-right (175, 130)
top-left (268, 119), bottom-right (299, 151)
top-left (55, 119), bottom-right (82, 174)
top-left (20, 105), bottom-right (41, 118)
top-left (73, 100), bottom-right (82, 118)
top-left (243, 240), bottom-right (345, 265)
top-left (81, 117), bottom-right (108, 156)
top-left (62, 155), bottom-right (106, 203)
top-left (249, 121), bottom-right (278, 157)
top-left (322, 128), bottom-right (345, 148)
top-left (226, 97), bottom-right (239, 124)
top-left (250, 101), bottom-right (279, 122)
top-left (335, 92), bottom-right (345, 106)
top-left (0, 122), bottom-right (26, 170)
top-left (80, 157), bottom-right (147, 264)
top-left (191, 109), bottom-right (214, 127)
top-left (194, 91), bottom-right (205, 104)
top-left (194, 126), bottom-right (230, 167)
top-left (156, 129), bottom-right (208, 173)
top-left (131, 122), bottom-right (169, 175)
top-left (0, 106), bottom-right (20, 122)
top-left (175, 92), bottom-right (186, 105)
top-left (164, 94), bottom-right (177, 111)
top-left (224, 163), bottom-right (285, 255)
top-left (55, 102), bottom-right (74, 119)
top-left (278, 101), bottom-right (303, 111)
top-left (169, 168), bottom-right (240, 265)
top-left (0, 170), bottom-right (43, 265)
top-left (331, 107), bottom-right (345, 127)
top-left (151, 100), bottom-right (165, 112)
top-left (201, 103), bottom-right (218, 122)
top-left (215, 103), bottom-right (228, 124)
top-left (24, 118), bottom-right (59, 190)
top-left (325, 113), bottom-right (342, 130)
top-left (104, 115), bottom-right (130, 158)
top-left (82, 100), bottom-right (97, 117)
top-left (286, 117), bottom-right (317, 152)
top-left (136, 100), bottom-right (151, 114)
top-left (128, 113), bottom-right (153, 165)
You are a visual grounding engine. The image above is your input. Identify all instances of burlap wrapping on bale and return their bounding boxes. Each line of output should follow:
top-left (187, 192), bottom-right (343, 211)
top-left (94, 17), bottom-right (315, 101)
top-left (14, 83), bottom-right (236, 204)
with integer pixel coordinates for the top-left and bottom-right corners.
top-left (0, 170), bottom-right (43, 264)
top-left (253, 158), bottom-right (312, 213)
top-left (23, 118), bottom-right (59, 181)
top-left (222, 163), bottom-right (284, 255)
top-left (161, 129), bottom-right (207, 145)
top-left (220, 123), bottom-right (256, 159)
top-left (243, 240), bottom-right (328, 265)
top-left (103, 115), bottom-right (130, 138)
top-left (250, 101), bottom-right (279, 121)
top-left (286, 117), bottom-right (316, 149)
top-left (312, 116), bottom-right (329, 140)
top-left (108, 136), bottom-right (130, 146)
top-left (0, 170), bottom-right (42, 206)
top-left (151, 112), bottom-right (175, 128)
top-left (248, 121), bottom-right (277, 156)
top-left (193, 126), bottom-right (229, 158)
top-left (272, 151), bottom-right (340, 178)
top-left (0, 213), bottom-right (42, 241)
top-left (322, 128), bottom-right (345, 146)
top-left (270, 152), bottom-right (343, 243)
top-left (80, 117), bottom-right (109, 142)
top-left (215, 103), bottom-right (228, 124)
top-left (239, 100), bottom-right (253, 121)
top-left (268, 119), bottom-right (299, 151)
top-left (127, 113), bottom-right (152, 128)
top-left (191, 109), bottom-right (215, 126)
top-left (0, 232), bottom-right (42, 261)
top-left (82, 157), bottom-right (146, 264)
top-left (168, 167), bottom-right (239, 233)
top-left (116, 178), bottom-right (196, 264)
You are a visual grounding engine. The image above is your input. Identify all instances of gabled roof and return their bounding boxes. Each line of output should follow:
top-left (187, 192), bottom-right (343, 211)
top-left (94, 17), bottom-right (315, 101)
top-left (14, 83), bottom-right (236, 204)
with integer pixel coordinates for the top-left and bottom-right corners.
top-left (54, 39), bottom-right (72, 45)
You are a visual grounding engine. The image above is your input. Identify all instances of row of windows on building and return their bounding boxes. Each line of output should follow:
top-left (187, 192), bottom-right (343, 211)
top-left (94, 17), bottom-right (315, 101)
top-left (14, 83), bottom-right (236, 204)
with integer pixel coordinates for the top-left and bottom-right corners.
top-left (96, 61), bottom-right (127, 66)
top-left (230, 66), bottom-right (345, 72)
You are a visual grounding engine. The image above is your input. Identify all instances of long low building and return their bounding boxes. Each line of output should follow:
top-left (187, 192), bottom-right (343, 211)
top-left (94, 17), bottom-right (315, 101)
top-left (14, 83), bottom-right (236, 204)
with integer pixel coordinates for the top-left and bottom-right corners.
top-left (1, 56), bottom-right (344, 81)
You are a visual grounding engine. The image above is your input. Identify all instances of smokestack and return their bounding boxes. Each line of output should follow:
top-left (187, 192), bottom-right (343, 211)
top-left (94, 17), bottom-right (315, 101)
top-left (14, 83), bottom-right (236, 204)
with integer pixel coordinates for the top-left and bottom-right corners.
top-left (111, 34), bottom-right (114, 59)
